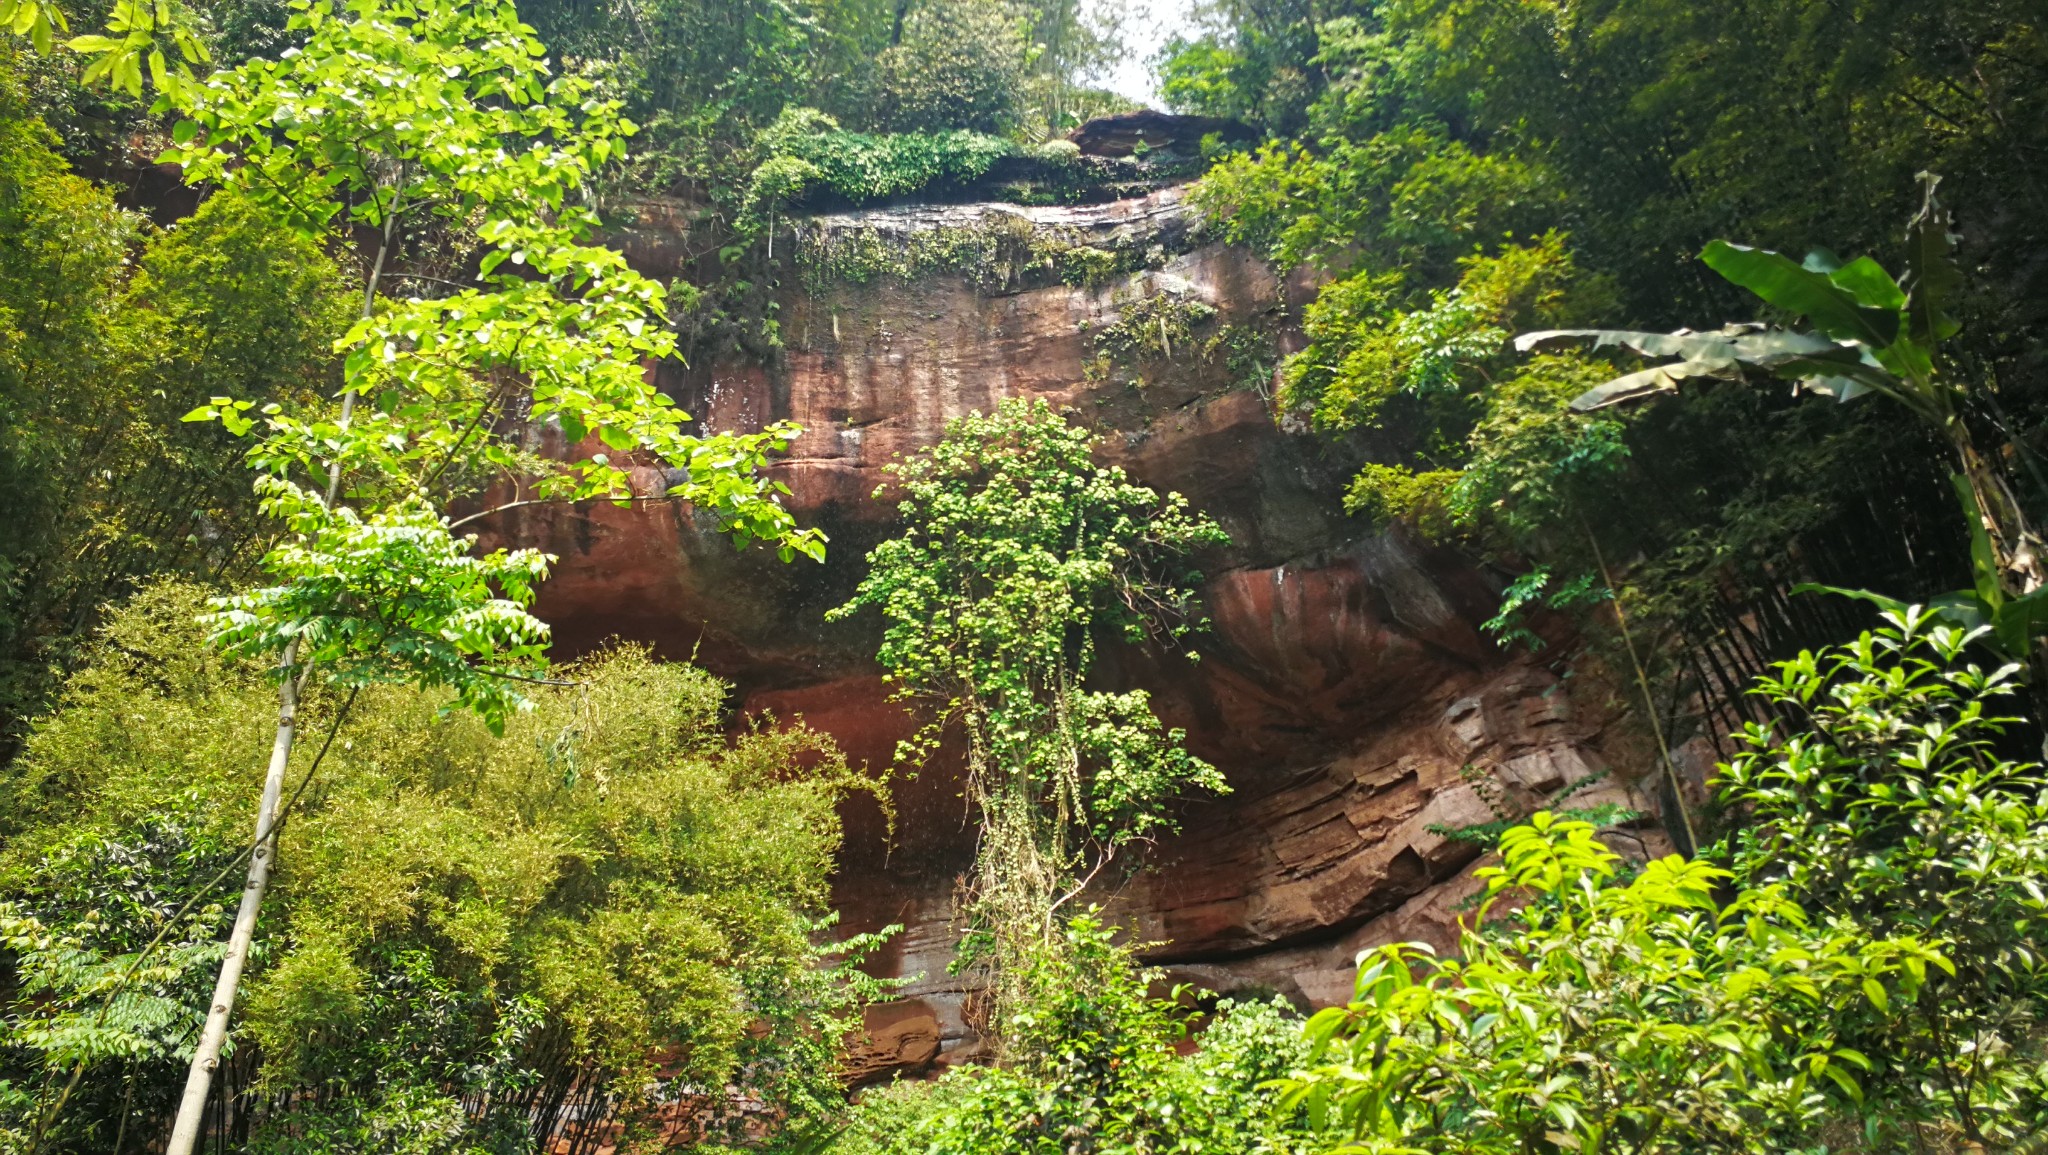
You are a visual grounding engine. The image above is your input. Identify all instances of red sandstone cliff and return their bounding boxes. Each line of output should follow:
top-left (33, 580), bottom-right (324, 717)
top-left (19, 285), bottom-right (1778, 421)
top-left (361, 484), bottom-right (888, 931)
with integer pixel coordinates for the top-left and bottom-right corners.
top-left (485, 184), bottom-right (1675, 1072)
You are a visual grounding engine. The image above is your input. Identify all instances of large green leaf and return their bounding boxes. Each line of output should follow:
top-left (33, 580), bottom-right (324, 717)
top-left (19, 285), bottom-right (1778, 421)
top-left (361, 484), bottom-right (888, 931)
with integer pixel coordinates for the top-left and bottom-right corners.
top-left (1902, 173), bottom-right (1963, 346)
top-left (1994, 589), bottom-right (2048, 660)
top-left (1952, 473), bottom-right (2003, 610)
top-left (1566, 359), bottom-right (1733, 411)
top-left (1521, 323), bottom-right (1736, 361)
top-left (1802, 247), bottom-right (1909, 312)
top-left (1791, 582), bottom-right (1910, 617)
top-left (1823, 256), bottom-right (1907, 312)
top-left (1765, 354), bottom-right (1908, 408)
top-left (1520, 325), bottom-right (1842, 363)
top-left (1792, 583), bottom-right (1991, 638)
top-left (1525, 326), bottom-right (1884, 412)
top-left (1702, 241), bottom-right (1900, 348)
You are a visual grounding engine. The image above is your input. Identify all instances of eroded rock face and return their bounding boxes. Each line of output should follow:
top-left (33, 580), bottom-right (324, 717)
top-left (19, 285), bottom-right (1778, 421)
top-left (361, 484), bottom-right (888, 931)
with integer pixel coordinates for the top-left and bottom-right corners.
top-left (500, 187), bottom-right (1655, 1073)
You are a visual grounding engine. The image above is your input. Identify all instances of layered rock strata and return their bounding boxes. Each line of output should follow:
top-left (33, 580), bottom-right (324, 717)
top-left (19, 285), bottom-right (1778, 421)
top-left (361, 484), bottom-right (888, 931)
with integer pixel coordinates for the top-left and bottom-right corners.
top-left (497, 181), bottom-right (1665, 1075)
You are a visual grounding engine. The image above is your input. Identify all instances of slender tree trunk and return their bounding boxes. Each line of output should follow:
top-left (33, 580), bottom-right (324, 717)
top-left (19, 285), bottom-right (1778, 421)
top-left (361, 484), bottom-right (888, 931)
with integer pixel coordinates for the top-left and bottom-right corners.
top-left (1584, 518), bottom-right (1700, 856)
top-left (163, 655), bottom-right (297, 1155)
top-left (163, 168), bottom-right (401, 1154)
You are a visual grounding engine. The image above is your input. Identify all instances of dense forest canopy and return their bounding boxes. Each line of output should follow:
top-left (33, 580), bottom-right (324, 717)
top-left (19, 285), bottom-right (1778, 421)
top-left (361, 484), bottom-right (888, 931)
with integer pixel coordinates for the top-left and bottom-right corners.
top-left (3, 0), bottom-right (2048, 1151)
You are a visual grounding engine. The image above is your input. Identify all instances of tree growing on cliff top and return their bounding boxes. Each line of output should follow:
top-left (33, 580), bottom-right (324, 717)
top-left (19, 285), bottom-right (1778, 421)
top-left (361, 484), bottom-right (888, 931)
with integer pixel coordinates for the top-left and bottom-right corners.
top-left (55, 0), bottom-right (828, 1147)
top-left (829, 398), bottom-right (1229, 1044)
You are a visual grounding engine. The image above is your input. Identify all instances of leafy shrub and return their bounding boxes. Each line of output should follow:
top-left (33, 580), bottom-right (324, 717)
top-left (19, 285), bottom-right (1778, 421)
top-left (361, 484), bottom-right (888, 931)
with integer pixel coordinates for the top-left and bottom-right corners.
top-left (1341, 463), bottom-right (1460, 536)
top-left (1029, 139), bottom-right (1082, 165)
top-left (0, 70), bottom-right (349, 739)
top-left (745, 108), bottom-right (1014, 217)
top-left (836, 915), bottom-right (1307, 1155)
top-left (1720, 609), bottom-right (2048, 1147)
top-left (1285, 812), bottom-right (1942, 1152)
top-left (1277, 233), bottom-right (1587, 437)
top-left (1157, 37), bottom-right (1252, 120)
top-left (0, 582), bottom-right (884, 1151)
top-left (863, 0), bottom-right (1028, 136)
top-left (1092, 293), bottom-right (1219, 367)
top-left (0, 818), bottom-right (239, 1153)
top-left (828, 400), bottom-right (1228, 1032)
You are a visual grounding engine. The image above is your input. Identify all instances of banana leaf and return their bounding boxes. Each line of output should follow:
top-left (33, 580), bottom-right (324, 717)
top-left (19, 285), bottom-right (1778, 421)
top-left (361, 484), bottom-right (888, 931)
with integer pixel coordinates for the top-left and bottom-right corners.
top-left (1702, 241), bottom-right (1900, 348)
top-left (1902, 173), bottom-right (1963, 347)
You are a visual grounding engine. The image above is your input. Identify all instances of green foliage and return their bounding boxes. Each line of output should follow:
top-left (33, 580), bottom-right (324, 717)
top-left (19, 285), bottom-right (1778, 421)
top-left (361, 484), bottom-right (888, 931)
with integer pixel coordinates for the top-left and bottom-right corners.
top-left (746, 107), bottom-right (1014, 216)
top-left (1194, 12), bottom-right (1559, 283)
top-left (1720, 609), bottom-right (2048, 1145)
top-left (504, 0), bottom-right (1111, 209)
top-left (792, 213), bottom-right (1166, 295)
top-left (830, 399), bottom-right (1229, 1030)
top-left (167, 0), bottom-right (819, 724)
top-left (1014, 0), bottom-right (1125, 138)
top-left (1527, 177), bottom-right (2048, 655)
top-left (1272, 232), bottom-right (1631, 586)
top-left (0, 821), bottom-right (235, 1065)
top-left (793, 216), bottom-right (1035, 291)
top-left (0, 64), bottom-right (351, 739)
top-left (1285, 810), bottom-right (1939, 1153)
top-left (1184, 0), bottom-right (2048, 724)
top-left (66, 0), bottom-right (211, 98)
top-left (1341, 464), bottom-right (1458, 537)
top-left (1091, 291), bottom-right (1218, 370)
top-left (1800, 474), bottom-right (2048, 667)
top-left (1449, 356), bottom-right (1631, 545)
top-left (1280, 232), bottom-right (1591, 436)
top-left (0, 71), bottom-right (134, 727)
top-left (205, 486), bottom-right (553, 731)
top-left (860, 0), bottom-right (1027, 136)
top-left (0, 584), bottom-right (881, 1150)
top-left (0, 0), bottom-right (64, 54)
top-left (1201, 320), bottom-right (1281, 395)
top-left (0, 816), bottom-right (239, 1153)
top-left (834, 915), bottom-right (1309, 1155)
top-left (1475, 564), bottom-right (1607, 651)
top-left (1526, 176), bottom-right (1966, 422)
top-left (1155, 36), bottom-right (1247, 120)
top-left (1154, 0), bottom-right (1322, 131)
top-left (0, 0), bottom-right (211, 99)
top-left (1281, 611), bottom-right (2048, 1153)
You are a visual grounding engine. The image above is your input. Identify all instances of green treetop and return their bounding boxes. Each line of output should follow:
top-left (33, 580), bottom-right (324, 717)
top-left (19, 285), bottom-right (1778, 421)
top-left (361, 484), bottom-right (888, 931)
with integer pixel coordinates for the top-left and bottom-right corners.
top-left (171, 0), bottom-right (822, 725)
top-left (127, 0), bottom-right (824, 1145)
